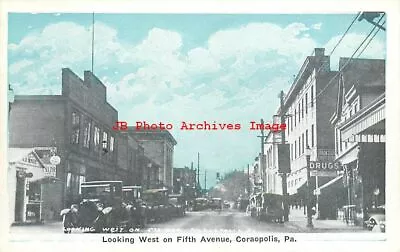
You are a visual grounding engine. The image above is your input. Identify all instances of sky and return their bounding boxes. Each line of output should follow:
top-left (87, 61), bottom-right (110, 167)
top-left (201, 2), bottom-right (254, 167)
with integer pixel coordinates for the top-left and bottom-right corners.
top-left (8, 13), bottom-right (386, 189)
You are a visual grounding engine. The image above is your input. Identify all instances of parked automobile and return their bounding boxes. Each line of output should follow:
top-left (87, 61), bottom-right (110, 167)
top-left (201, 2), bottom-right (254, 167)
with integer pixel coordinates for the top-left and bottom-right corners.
top-left (142, 188), bottom-right (171, 222)
top-left (60, 181), bottom-right (133, 233)
top-left (122, 185), bottom-right (147, 228)
top-left (193, 197), bottom-right (209, 211)
top-left (364, 205), bottom-right (385, 232)
top-left (209, 198), bottom-right (222, 210)
top-left (223, 200), bottom-right (231, 209)
top-left (256, 193), bottom-right (283, 223)
top-left (168, 194), bottom-right (186, 217)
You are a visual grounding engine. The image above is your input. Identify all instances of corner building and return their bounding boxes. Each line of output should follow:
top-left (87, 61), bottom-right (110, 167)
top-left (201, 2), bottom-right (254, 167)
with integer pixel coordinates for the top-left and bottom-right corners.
top-left (9, 69), bottom-right (119, 215)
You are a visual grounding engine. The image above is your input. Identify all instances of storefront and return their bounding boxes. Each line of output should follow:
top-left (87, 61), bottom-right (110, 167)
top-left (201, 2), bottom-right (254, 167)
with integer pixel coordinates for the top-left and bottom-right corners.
top-left (8, 147), bottom-right (61, 225)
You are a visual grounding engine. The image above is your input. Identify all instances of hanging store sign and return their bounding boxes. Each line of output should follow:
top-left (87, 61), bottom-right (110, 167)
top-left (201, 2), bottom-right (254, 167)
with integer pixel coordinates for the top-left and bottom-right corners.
top-left (309, 161), bottom-right (342, 177)
top-left (309, 161), bottom-right (341, 170)
top-left (43, 165), bottom-right (57, 177)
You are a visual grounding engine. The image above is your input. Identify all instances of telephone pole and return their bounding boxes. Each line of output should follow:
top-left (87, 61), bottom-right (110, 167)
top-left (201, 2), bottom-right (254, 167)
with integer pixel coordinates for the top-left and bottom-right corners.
top-left (280, 90), bottom-right (289, 222)
top-left (197, 152), bottom-right (200, 188)
top-left (257, 119), bottom-right (266, 192)
top-left (247, 164), bottom-right (251, 196)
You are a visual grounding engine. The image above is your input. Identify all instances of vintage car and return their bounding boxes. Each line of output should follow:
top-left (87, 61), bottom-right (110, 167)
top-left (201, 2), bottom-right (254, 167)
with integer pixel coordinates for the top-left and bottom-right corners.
top-left (256, 193), bottom-right (284, 223)
top-left (223, 200), bottom-right (231, 209)
top-left (193, 197), bottom-right (209, 211)
top-left (168, 194), bottom-right (186, 217)
top-left (364, 205), bottom-right (385, 232)
top-left (209, 198), bottom-right (222, 210)
top-left (122, 185), bottom-right (147, 228)
top-left (60, 181), bottom-right (134, 233)
top-left (142, 188), bottom-right (171, 222)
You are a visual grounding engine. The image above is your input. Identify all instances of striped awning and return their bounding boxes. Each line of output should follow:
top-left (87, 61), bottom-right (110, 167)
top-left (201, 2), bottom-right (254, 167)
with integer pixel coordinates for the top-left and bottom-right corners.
top-left (340, 95), bottom-right (385, 141)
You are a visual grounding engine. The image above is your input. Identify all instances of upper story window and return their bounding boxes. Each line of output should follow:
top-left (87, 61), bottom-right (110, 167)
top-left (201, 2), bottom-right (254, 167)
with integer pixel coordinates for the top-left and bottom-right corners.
top-left (71, 112), bottom-right (80, 144)
top-left (301, 99), bottom-right (304, 118)
top-left (94, 126), bottom-right (100, 151)
top-left (110, 136), bottom-right (114, 152)
top-left (102, 131), bottom-right (108, 151)
top-left (298, 103), bottom-right (301, 123)
top-left (311, 85), bottom-right (314, 107)
top-left (305, 93), bottom-right (308, 114)
top-left (291, 114), bottom-right (293, 131)
top-left (83, 118), bottom-right (91, 148)
top-left (311, 124), bottom-right (315, 147)
top-left (294, 109), bottom-right (297, 127)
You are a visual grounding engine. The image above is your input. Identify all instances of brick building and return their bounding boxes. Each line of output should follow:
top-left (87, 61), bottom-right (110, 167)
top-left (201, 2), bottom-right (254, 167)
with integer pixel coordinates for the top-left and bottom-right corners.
top-left (128, 128), bottom-right (177, 190)
top-left (330, 58), bottom-right (385, 225)
top-left (116, 132), bottom-right (146, 186)
top-left (173, 166), bottom-right (196, 194)
top-left (9, 68), bottom-right (120, 216)
top-left (263, 48), bottom-right (341, 219)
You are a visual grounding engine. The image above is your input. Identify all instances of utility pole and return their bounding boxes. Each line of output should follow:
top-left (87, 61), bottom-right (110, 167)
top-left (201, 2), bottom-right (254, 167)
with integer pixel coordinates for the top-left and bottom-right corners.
top-left (247, 164), bottom-right (250, 196)
top-left (257, 119), bottom-right (266, 192)
top-left (197, 152), bottom-right (200, 189)
top-left (279, 90), bottom-right (289, 222)
top-left (91, 12), bottom-right (95, 73)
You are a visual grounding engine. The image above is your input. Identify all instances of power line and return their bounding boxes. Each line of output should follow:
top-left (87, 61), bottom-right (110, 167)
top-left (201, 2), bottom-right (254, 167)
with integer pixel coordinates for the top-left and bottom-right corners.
top-left (357, 20), bottom-right (386, 58)
top-left (281, 13), bottom-right (361, 113)
top-left (279, 13), bottom-right (385, 121)
top-left (268, 13), bottom-right (385, 141)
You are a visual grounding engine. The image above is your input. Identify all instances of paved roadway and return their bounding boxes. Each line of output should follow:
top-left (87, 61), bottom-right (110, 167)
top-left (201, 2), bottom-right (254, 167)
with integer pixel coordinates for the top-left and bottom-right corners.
top-left (9, 208), bottom-right (368, 234)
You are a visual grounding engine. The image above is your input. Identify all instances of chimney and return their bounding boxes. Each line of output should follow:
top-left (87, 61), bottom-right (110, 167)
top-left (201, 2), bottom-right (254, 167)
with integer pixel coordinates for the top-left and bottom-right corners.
top-left (84, 71), bottom-right (94, 87)
top-left (314, 48), bottom-right (325, 57)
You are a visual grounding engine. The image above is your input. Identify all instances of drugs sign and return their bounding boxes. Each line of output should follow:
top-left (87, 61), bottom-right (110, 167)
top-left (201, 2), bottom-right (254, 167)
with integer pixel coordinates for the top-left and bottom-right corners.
top-left (309, 161), bottom-right (341, 170)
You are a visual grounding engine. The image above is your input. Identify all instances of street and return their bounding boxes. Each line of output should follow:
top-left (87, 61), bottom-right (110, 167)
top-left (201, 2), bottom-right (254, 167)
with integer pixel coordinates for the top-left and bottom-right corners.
top-left (9, 208), bottom-right (368, 234)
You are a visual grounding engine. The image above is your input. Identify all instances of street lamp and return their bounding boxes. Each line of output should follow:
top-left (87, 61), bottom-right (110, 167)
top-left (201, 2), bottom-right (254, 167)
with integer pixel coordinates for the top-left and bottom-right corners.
top-left (305, 146), bottom-right (314, 228)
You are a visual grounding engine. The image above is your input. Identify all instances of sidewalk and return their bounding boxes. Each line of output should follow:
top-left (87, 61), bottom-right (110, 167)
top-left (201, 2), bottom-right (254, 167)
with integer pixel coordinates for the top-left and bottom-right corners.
top-left (286, 208), bottom-right (366, 232)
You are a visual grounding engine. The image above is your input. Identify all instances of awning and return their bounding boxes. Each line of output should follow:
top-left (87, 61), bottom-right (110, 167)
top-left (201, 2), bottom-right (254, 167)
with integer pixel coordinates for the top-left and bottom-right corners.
top-left (340, 94), bottom-right (385, 141)
top-left (319, 175), bottom-right (343, 191)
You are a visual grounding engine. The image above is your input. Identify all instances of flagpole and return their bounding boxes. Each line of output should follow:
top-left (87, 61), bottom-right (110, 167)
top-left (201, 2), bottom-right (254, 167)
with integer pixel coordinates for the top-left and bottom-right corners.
top-left (91, 12), bottom-right (95, 74)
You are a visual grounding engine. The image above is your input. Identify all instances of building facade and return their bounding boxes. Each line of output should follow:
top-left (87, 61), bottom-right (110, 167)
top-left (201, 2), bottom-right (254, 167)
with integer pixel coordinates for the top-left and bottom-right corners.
top-left (9, 68), bottom-right (119, 216)
top-left (263, 48), bottom-right (341, 219)
top-left (128, 129), bottom-right (177, 190)
top-left (330, 58), bottom-right (385, 225)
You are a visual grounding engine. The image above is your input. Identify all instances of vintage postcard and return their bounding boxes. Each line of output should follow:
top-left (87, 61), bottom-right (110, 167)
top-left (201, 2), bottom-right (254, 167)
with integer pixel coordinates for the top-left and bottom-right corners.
top-left (1, 0), bottom-right (399, 252)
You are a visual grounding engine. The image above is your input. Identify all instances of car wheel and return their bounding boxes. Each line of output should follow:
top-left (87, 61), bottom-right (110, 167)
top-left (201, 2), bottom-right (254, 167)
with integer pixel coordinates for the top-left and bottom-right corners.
top-left (62, 215), bottom-right (72, 234)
